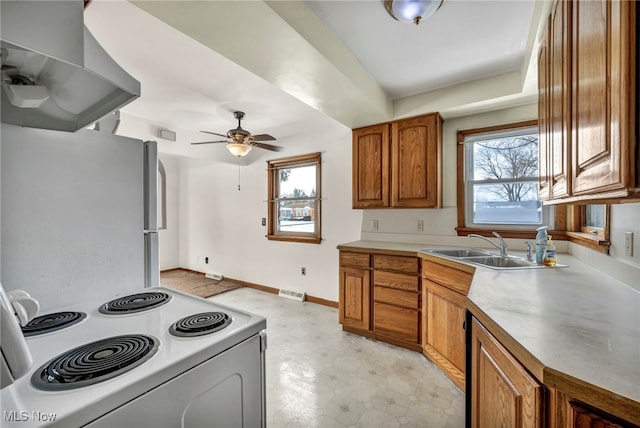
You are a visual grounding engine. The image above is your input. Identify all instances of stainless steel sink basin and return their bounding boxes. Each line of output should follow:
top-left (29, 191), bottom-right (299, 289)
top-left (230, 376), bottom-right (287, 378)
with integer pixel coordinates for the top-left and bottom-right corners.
top-left (461, 256), bottom-right (542, 269)
top-left (424, 248), bottom-right (567, 270)
top-left (424, 248), bottom-right (492, 258)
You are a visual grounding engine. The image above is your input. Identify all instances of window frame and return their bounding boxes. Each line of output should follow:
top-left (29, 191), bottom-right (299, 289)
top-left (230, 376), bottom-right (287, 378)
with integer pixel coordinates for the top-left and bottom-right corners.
top-left (267, 153), bottom-right (322, 244)
top-left (456, 120), bottom-right (555, 238)
top-left (565, 204), bottom-right (611, 253)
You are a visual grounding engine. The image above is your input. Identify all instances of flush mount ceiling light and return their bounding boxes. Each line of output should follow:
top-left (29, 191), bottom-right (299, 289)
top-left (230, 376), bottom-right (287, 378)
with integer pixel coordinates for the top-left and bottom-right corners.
top-left (384, 0), bottom-right (446, 25)
top-left (226, 143), bottom-right (252, 157)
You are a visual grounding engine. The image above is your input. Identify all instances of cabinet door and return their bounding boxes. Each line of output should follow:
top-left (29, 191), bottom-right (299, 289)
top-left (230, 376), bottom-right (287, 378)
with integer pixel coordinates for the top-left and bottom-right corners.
top-left (339, 266), bottom-right (371, 331)
top-left (571, 0), bottom-right (635, 195)
top-left (470, 317), bottom-right (544, 428)
top-left (391, 113), bottom-right (442, 208)
top-left (352, 124), bottom-right (390, 208)
top-left (549, 0), bottom-right (571, 198)
top-left (422, 280), bottom-right (466, 390)
top-left (538, 22), bottom-right (551, 201)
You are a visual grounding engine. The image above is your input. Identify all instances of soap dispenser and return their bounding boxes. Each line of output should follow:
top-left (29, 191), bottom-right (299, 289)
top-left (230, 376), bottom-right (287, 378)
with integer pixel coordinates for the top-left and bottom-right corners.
top-left (543, 235), bottom-right (556, 267)
top-left (535, 226), bottom-right (548, 265)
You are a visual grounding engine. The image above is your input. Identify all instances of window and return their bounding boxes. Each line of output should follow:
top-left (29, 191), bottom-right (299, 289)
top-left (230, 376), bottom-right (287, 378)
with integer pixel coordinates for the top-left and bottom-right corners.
top-left (267, 153), bottom-right (321, 244)
top-left (457, 120), bottom-right (546, 231)
top-left (566, 204), bottom-right (610, 253)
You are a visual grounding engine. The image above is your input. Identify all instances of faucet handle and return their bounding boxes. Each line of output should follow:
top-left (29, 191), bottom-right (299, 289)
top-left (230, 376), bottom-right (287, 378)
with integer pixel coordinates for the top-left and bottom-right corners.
top-left (524, 241), bottom-right (534, 262)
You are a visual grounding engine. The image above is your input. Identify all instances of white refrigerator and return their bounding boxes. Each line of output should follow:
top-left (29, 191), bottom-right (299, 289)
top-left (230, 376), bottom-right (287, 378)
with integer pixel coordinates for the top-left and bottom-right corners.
top-left (0, 123), bottom-right (159, 311)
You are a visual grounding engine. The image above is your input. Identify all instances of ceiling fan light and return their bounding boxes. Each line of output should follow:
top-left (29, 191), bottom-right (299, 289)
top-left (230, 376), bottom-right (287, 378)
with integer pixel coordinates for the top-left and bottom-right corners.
top-left (226, 143), bottom-right (252, 157)
top-left (385, 0), bottom-right (445, 25)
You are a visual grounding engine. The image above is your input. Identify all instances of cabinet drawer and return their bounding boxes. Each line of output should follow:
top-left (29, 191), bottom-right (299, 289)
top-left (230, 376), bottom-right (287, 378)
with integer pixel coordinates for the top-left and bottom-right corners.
top-left (373, 302), bottom-right (419, 343)
top-left (422, 260), bottom-right (472, 295)
top-left (374, 255), bottom-right (418, 274)
top-left (374, 286), bottom-right (419, 309)
top-left (340, 251), bottom-right (370, 268)
top-left (373, 270), bottom-right (418, 292)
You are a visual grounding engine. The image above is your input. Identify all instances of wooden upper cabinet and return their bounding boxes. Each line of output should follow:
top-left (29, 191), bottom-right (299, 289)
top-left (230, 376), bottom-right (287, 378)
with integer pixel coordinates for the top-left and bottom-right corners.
top-left (549, 0), bottom-right (571, 199)
top-left (391, 113), bottom-right (443, 208)
top-left (352, 113), bottom-right (443, 209)
top-left (571, 0), bottom-right (636, 197)
top-left (352, 124), bottom-right (390, 208)
top-left (538, 26), bottom-right (551, 201)
top-left (538, 0), bottom-right (639, 203)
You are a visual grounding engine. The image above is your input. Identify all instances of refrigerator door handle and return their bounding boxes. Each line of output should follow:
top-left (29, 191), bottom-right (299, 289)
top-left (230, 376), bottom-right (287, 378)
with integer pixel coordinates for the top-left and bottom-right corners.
top-left (144, 232), bottom-right (159, 288)
top-left (144, 141), bottom-right (158, 231)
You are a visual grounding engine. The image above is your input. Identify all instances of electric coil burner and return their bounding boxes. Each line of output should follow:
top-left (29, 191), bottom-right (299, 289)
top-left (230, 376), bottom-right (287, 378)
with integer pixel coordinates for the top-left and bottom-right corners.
top-left (21, 311), bottom-right (87, 337)
top-left (169, 312), bottom-right (232, 337)
top-left (31, 334), bottom-right (159, 391)
top-left (99, 291), bottom-right (171, 314)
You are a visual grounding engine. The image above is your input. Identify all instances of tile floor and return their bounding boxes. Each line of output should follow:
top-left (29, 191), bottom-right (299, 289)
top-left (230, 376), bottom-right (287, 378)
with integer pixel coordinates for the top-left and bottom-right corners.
top-left (211, 287), bottom-right (465, 428)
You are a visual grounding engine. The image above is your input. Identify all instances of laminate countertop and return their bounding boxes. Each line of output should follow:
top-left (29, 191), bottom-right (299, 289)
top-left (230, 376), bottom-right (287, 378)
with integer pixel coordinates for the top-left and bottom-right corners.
top-left (337, 240), bottom-right (640, 422)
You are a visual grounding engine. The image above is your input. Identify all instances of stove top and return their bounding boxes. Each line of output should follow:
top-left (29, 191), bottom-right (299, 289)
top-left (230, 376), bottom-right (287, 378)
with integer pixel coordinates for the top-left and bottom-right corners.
top-left (169, 312), bottom-right (232, 337)
top-left (99, 291), bottom-right (171, 314)
top-left (31, 334), bottom-right (159, 391)
top-left (21, 311), bottom-right (87, 337)
top-left (1, 287), bottom-right (266, 428)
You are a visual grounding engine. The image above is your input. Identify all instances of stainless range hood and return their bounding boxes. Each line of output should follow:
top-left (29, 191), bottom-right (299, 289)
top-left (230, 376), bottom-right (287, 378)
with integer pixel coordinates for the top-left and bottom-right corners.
top-left (0, 0), bottom-right (140, 132)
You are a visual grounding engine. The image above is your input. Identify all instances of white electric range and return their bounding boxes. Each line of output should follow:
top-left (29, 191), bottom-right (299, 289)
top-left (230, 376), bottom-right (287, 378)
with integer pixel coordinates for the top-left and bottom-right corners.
top-left (0, 286), bottom-right (267, 428)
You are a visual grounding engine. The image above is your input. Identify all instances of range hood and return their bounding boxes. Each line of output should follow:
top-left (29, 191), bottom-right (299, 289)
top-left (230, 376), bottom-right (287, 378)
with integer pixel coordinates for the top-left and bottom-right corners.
top-left (0, 0), bottom-right (140, 132)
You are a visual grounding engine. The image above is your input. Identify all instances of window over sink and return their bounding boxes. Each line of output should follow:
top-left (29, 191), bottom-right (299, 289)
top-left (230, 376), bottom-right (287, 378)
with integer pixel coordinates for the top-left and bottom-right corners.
top-left (457, 120), bottom-right (551, 231)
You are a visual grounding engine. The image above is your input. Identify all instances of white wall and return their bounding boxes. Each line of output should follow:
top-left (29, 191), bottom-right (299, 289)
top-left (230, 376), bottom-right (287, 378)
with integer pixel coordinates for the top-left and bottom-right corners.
top-left (177, 130), bottom-right (362, 302)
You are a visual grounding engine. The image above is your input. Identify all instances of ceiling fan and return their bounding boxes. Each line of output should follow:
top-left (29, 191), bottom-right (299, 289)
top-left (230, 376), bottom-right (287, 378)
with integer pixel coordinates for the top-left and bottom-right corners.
top-left (191, 111), bottom-right (283, 157)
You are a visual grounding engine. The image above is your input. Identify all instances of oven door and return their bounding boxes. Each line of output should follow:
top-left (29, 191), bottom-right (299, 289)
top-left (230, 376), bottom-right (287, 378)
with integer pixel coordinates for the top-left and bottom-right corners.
top-left (85, 332), bottom-right (266, 428)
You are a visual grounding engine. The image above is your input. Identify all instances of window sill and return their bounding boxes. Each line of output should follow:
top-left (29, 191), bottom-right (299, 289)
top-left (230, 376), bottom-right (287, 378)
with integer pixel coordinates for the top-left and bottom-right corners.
top-left (456, 228), bottom-right (610, 254)
top-left (565, 231), bottom-right (610, 254)
top-left (267, 235), bottom-right (321, 244)
top-left (455, 227), bottom-right (568, 241)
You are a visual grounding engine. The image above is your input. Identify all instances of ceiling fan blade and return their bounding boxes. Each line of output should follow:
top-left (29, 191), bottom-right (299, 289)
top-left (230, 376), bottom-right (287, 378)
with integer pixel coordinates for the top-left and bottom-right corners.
top-left (250, 134), bottom-right (276, 141)
top-left (200, 130), bottom-right (228, 138)
top-left (251, 142), bottom-right (283, 152)
top-left (191, 140), bottom-right (229, 145)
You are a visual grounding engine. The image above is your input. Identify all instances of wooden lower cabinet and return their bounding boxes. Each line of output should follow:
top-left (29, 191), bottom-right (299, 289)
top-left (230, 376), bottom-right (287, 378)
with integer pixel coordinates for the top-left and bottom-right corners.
top-left (339, 266), bottom-right (371, 332)
top-left (470, 317), bottom-right (545, 428)
top-left (549, 388), bottom-right (640, 428)
top-left (372, 254), bottom-right (421, 350)
top-left (421, 256), bottom-right (473, 390)
top-left (338, 251), bottom-right (372, 334)
top-left (423, 280), bottom-right (466, 389)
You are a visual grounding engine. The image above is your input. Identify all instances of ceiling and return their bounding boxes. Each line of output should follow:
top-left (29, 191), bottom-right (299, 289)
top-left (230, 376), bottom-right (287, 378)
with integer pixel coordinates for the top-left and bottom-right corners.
top-left (83, 0), bottom-right (549, 162)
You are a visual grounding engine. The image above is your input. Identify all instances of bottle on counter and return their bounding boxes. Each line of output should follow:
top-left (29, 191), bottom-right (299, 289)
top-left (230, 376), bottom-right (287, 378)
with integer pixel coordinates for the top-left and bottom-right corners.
top-left (535, 226), bottom-right (548, 265)
top-left (543, 235), bottom-right (556, 267)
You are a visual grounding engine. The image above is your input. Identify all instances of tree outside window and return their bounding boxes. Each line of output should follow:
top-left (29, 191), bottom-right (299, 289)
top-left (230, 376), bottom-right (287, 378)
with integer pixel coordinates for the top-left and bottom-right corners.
top-left (464, 125), bottom-right (542, 227)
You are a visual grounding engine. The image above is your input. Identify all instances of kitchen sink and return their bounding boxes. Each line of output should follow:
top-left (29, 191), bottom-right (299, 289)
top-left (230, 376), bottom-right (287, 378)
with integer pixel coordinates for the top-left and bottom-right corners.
top-left (461, 255), bottom-right (542, 269)
top-left (424, 248), bottom-right (567, 270)
top-left (424, 248), bottom-right (493, 258)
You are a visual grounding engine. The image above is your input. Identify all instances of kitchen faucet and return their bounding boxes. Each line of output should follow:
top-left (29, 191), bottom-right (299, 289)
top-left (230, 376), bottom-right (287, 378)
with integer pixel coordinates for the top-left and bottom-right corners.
top-left (468, 231), bottom-right (508, 257)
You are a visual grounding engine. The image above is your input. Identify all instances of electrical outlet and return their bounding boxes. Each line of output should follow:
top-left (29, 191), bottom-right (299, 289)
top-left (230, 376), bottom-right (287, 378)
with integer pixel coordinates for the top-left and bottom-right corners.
top-left (205, 257), bottom-right (209, 264)
top-left (417, 220), bottom-right (424, 232)
top-left (261, 218), bottom-right (266, 226)
top-left (625, 232), bottom-right (634, 257)
top-left (301, 267), bottom-right (307, 276)
top-left (372, 219), bottom-right (379, 231)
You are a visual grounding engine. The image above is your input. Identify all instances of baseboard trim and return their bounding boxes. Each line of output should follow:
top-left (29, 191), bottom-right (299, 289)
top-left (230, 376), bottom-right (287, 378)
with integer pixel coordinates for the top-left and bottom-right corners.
top-left (224, 276), bottom-right (338, 308)
top-left (162, 269), bottom-right (338, 309)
